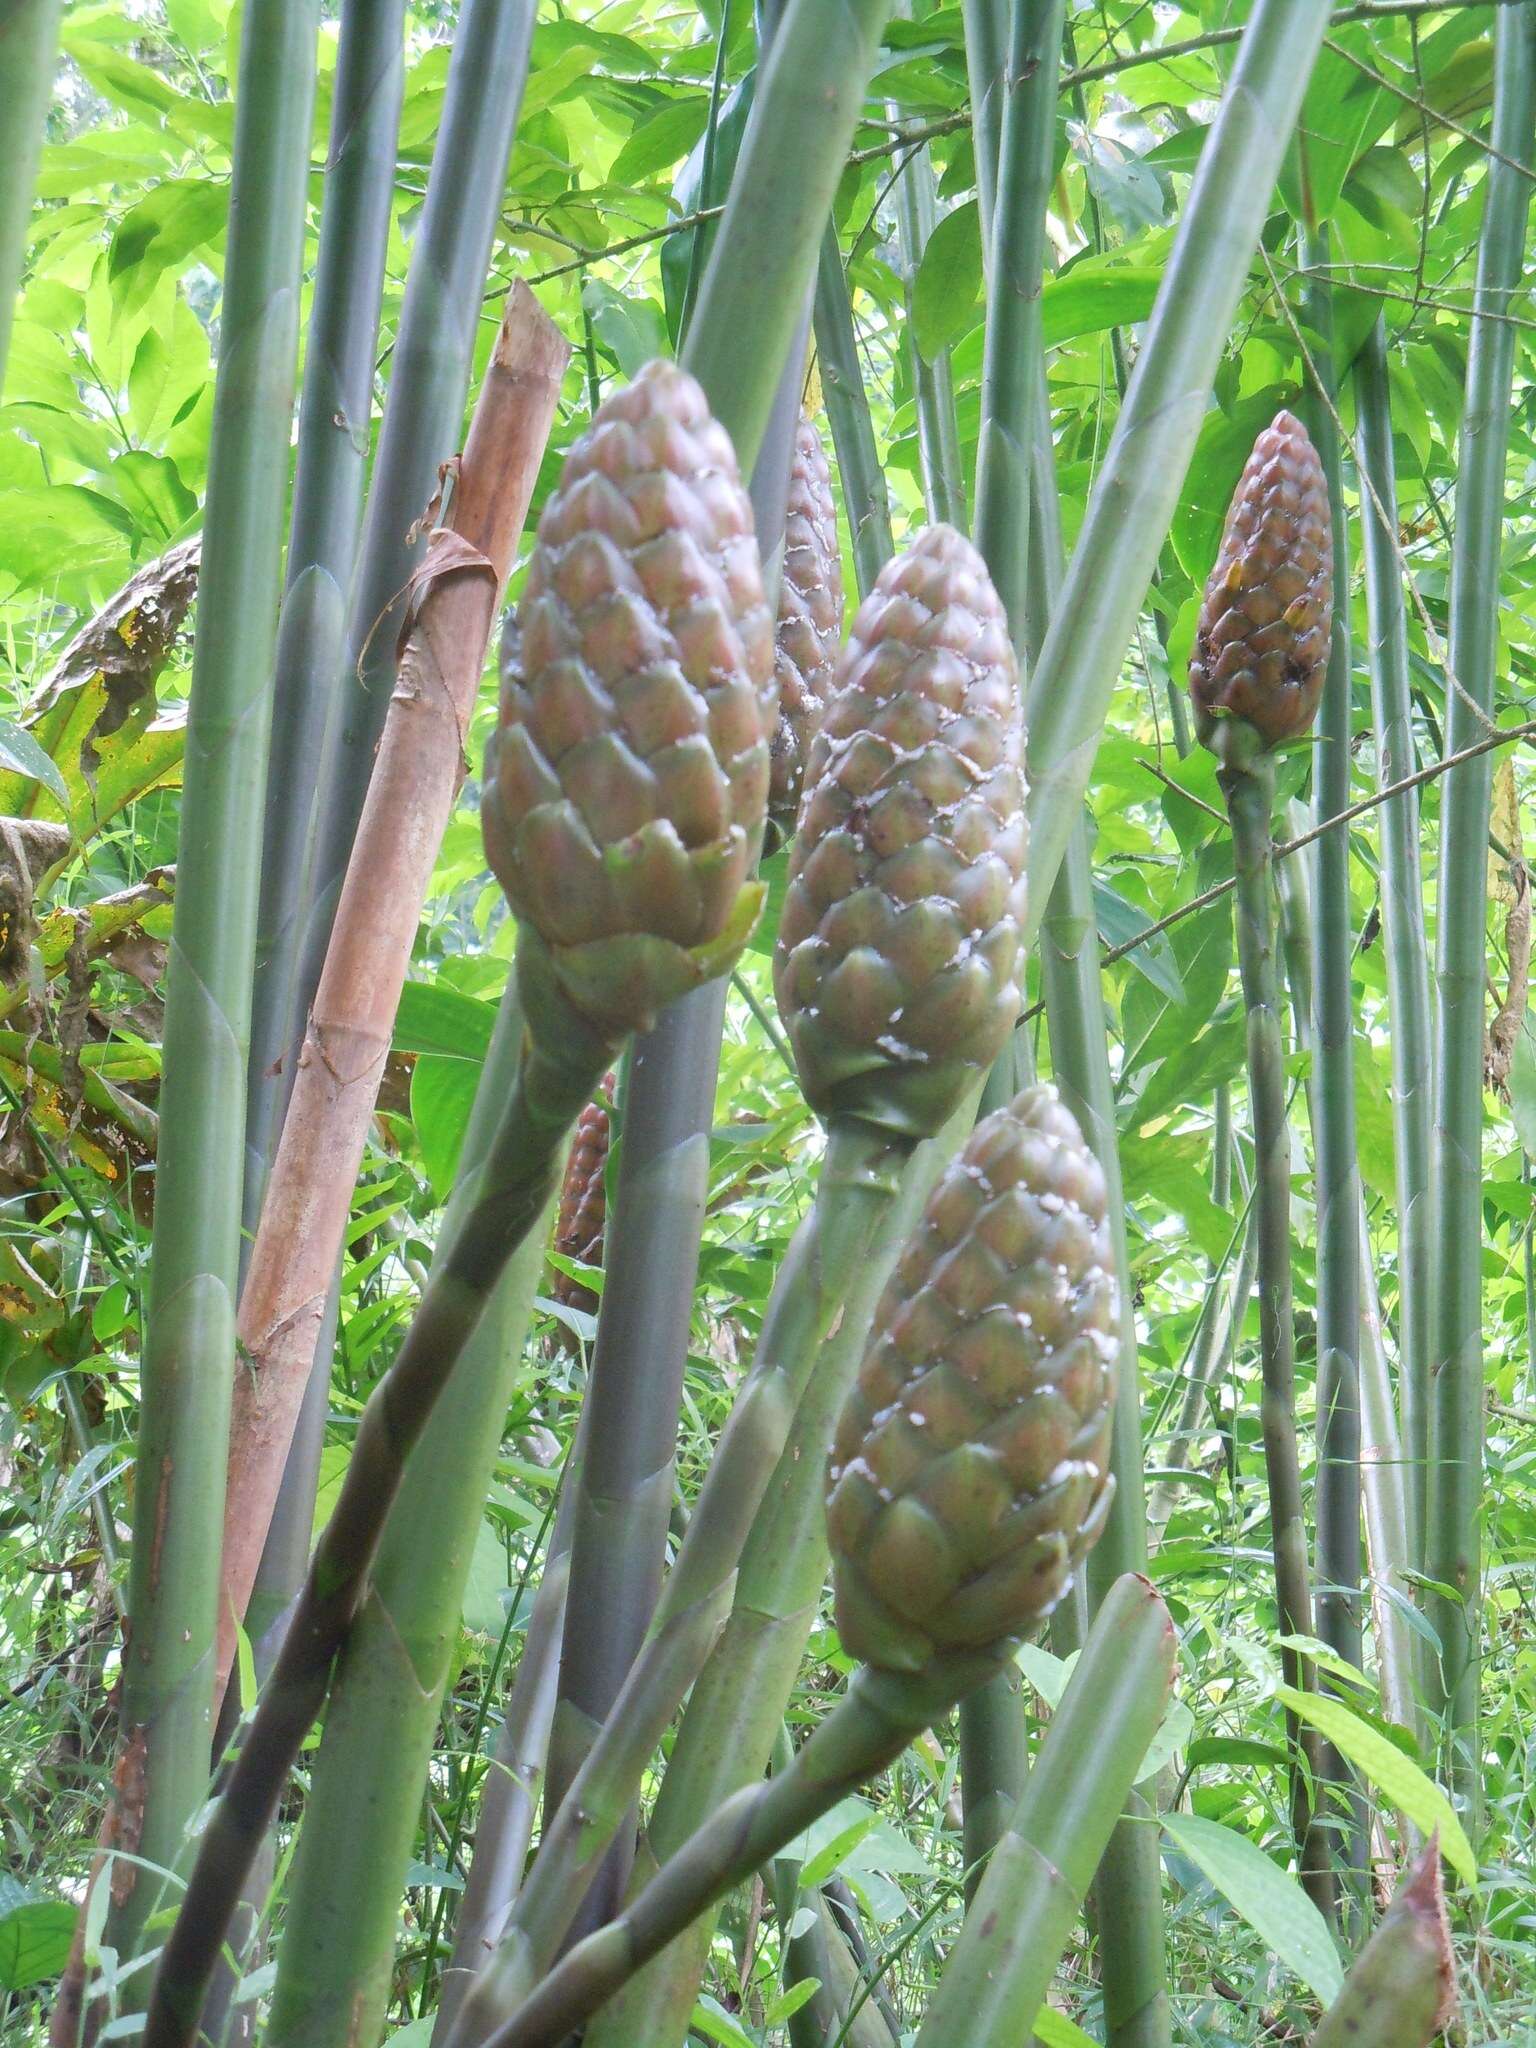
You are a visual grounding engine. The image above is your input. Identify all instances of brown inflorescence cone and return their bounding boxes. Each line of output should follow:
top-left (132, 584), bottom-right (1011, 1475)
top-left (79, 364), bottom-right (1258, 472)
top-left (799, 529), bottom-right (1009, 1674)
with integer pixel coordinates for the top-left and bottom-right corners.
top-left (1189, 408), bottom-right (1333, 759)
top-left (826, 1086), bottom-right (1118, 1674)
top-left (773, 524), bottom-right (1026, 1141)
top-left (550, 1078), bottom-right (613, 1350)
top-left (768, 413), bottom-right (844, 826)
top-left (483, 359), bottom-right (776, 1040)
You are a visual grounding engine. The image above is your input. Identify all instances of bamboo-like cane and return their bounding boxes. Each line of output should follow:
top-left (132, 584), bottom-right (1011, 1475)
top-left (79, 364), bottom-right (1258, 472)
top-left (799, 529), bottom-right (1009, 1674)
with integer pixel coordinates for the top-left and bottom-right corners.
top-left (242, 0), bottom-right (407, 1225)
top-left (915, 1578), bottom-right (1177, 2048)
top-left (216, 288), bottom-right (570, 1691)
top-left (812, 232), bottom-right (896, 600)
top-left (89, 0), bottom-right (321, 1989)
top-left (1353, 319), bottom-right (1433, 1573)
top-left (0, 0), bottom-right (59, 397)
top-left (265, 978), bottom-right (558, 2048)
top-left (1222, 753), bottom-right (1335, 1920)
top-left (1425, 5), bottom-right (1536, 1810)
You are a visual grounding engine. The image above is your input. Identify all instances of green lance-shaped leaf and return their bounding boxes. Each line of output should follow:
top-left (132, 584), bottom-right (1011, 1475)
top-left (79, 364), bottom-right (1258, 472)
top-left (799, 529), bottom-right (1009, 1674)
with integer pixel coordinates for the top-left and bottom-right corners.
top-left (138, 358), bottom-right (775, 2048)
top-left (0, 0), bottom-right (59, 397)
top-left (915, 1576), bottom-right (1177, 2048)
top-left (466, 1086), bottom-right (1124, 2048)
top-left (100, 0), bottom-right (320, 1975)
top-left (1426, 5), bottom-right (1536, 1809)
top-left (1310, 1842), bottom-right (1456, 2048)
top-left (1022, 0), bottom-right (1333, 938)
top-left (1353, 318), bottom-right (1432, 1570)
top-left (243, 0), bottom-right (406, 1216)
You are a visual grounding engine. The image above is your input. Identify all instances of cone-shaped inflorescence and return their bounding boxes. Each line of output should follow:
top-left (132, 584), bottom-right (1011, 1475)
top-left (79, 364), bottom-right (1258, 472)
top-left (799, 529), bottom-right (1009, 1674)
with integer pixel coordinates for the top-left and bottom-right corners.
top-left (775, 524), bottom-right (1026, 1140)
top-left (827, 1084), bottom-right (1118, 1672)
top-left (1189, 408), bottom-right (1332, 762)
top-left (484, 357), bottom-right (776, 1041)
top-left (768, 412), bottom-right (844, 825)
top-left (551, 1078), bottom-right (613, 1346)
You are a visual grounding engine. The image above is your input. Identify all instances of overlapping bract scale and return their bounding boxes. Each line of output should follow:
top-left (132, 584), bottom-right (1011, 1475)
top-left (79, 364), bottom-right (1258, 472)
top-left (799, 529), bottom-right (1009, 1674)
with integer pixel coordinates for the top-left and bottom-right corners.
top-left (484, 358), bottom-right (776, 1036)
top-left (1189, 408), bottom-right (1333, 755)
top-left (826, 1087), bottom-right (1119, 1674)
top-left (768, 413), bottom-right (844, 824)
top-left (773, 524), bottom-right (1026, 1140)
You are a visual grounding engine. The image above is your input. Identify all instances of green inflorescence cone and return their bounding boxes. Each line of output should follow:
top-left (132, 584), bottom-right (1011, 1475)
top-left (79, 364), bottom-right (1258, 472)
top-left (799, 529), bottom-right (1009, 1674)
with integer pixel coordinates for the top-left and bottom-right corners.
top-left (1190, 407), bottom-right (1333, 762)
top-left (768, 411), bottom-right (844, 825)
top-left (484, 358), bottom-right (776, 1039)
top-left (773, 523), bottom-right (1026, 1140)
top-left (826, 1085), bottom-right (1118, 1674)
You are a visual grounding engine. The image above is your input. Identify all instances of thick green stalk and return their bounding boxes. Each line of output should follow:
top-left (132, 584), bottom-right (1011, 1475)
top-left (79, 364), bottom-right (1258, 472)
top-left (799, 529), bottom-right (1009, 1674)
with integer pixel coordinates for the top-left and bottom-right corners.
top-left (529, 0), bottom-right (897, 1945)
top-left (481, 1648), bottom-right (1019, 2048)
top-left (1021, 0), bottom-right (1332, 941)
top-left (682, 0), bottom-right (896, 479)
top-left (103, 0), bottom-right (319, 1966)
top-left (291, 0), bottom-right (536, 1044)
top-left (1222, 756), bottom-right (1334, 1922)
top-left (960, 0), bottom-right (1008, 264)
top-left (1425, 6), bottom-right (1536, 1798)
top-left (450, 1117), bottom-right (913, 2045)
top-left (139, 947), bottom-right (616, 2048)
top-left (1354, 320), bottom-right (1432, 1564)
top-left (0, 0), bottom-right (59, 395)
top-left (243, 0), bottom-right (406, 1219)
top-left (891, 113), bottom-right (967, 531)
top-left (953, 0), bottom-right (1066, 1908)
top-left (265, 981), bottom-right (553, 2048)
top-left (1310, 1844), bottom-right (1452, 2048)
top-left (543, 333), bottom-right (809, 1935)
top-left (812, 233), bottom-right (895, 599)
top-left (1276, 807), bottom-right (1419, 1745)
top-left (582, 1094), bottom-right (980, 2048)
top-left (915, 1579), bottom-right (1177, 2048)
top-left (1302, 233), bottom-right (1364, 1688)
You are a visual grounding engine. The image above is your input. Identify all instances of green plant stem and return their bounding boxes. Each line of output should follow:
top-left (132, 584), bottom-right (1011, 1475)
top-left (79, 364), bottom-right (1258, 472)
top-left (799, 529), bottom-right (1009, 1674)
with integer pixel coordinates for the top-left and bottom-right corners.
top-left (1222, 755), bottom-right (1334, 1924)
top-left (812, 232), bottom-right (895, 599)
top-left (100, 0), bottom-right (319, 1970)
top-left (1149, 1215), bottom-right (1259, 1537)
top-left (290, 0), bottom-right (536, 1053)
top-left (960, 0), bottom-right (1008, 261)
top-left (1021, 0), bottom-right (1332, 945)
top-left (434, 1502), bottom-right (575, 2044)
top-left (1301, 230), bottom-right (1367, 1906)
top-left (915, 1578), bottom-right (1177, 2048)
top-left (481, 1647), bottom-right (1018, 2048)
top-left (543, 23), bottom-right (821, 1941)
top-left (890, 106), bottom-right (967, 532)
top-left (0, 0), bottom-right (59, 396)
top-left (265, 979), bottom-right (556, 2048)
top-left (1310, 1843), bottom-right (1452, 2048)
top-left (952, 0), bottom-right (1067, 1914)
top-left (138, 943), bottom-right (616, 2048)
top-left (243, 0), bottom-right (405, 1222)
top-left (448, 1116), bottom-right (912, 2045)
top-left (581, 1094), bottom-right (979, 2048)
top-left (1353, 318), bottom-right (1432, 1569)
top-left (1425, 4), bottom-right (1536, 1806)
